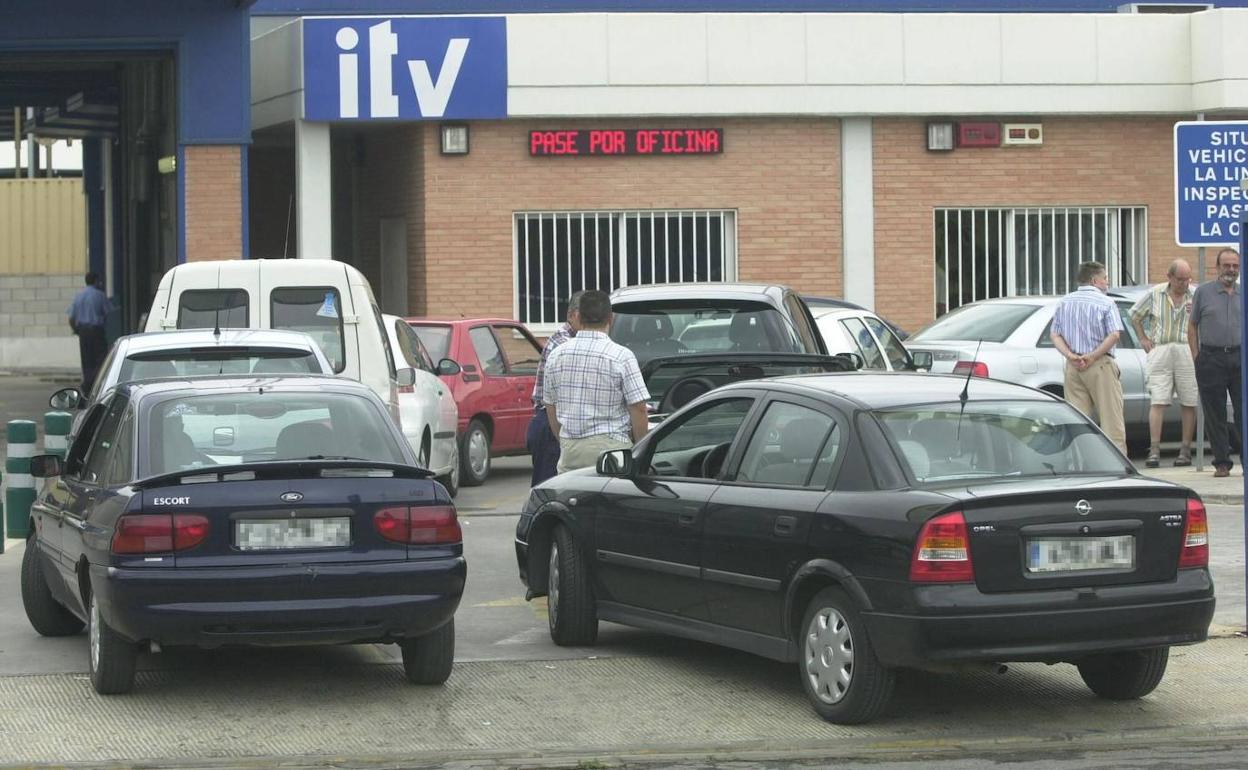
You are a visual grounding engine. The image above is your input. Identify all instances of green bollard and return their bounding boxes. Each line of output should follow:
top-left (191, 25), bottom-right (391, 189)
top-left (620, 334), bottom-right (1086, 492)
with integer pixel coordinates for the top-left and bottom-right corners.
top-left (5, 420), bottom-right (37, 541)
top-left (43, 411), bottom-right (73, 461)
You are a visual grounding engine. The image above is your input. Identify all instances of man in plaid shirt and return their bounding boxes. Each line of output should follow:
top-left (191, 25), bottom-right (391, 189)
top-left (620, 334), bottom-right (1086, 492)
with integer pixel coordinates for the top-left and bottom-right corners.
top-left (543, 290), bottom-right (651, 473)
top-left (525, 292), bottom-right (582, 485)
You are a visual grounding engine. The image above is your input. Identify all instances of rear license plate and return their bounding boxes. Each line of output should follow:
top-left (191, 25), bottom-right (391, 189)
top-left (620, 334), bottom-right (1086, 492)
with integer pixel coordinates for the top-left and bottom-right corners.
top-left (235, 517), bottom-right (351, 551)
top-left (1026, 535), bottom-right (1134, 573)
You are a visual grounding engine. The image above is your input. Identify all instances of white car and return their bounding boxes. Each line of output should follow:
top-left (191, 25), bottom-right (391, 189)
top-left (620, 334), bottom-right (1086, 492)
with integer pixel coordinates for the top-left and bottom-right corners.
top-left (811, 306), bottom-right (920, 371)
top-left (382, 313), bottom-right (461, 496)
top-left (50, 328), bottom-right (334, 433)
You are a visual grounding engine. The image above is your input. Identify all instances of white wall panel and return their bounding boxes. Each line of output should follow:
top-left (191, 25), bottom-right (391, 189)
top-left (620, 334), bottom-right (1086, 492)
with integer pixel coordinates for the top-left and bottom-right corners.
top-left (806, 14), bottom-right (903, 85)
top-left (508, 14), bottom-right (609, 86)
top-left (1001, 15), bottom-right (1097, 85)
top-left (1096, 14), bottom-right (1190, 84)
top-left (607, 14), bottom-right (708, 85)
top-left (706, 14), bottom-right (806, 85)
top-left (903, 15), bottom-right (1001, 85)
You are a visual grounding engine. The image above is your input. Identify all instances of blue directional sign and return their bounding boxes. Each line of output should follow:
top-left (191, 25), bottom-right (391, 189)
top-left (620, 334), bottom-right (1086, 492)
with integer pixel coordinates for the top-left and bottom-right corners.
top-left (302, 16), bottom-right (507, 121)
top-left (1174, 120), bottom-right (1248, 247)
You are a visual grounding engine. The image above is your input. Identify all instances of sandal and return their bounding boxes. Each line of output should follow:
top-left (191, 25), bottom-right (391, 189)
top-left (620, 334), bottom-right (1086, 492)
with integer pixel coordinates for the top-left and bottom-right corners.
top-left (1174, 451), bottom-right (1192, 467)
top-left (1145, 454), bottom-right (1160, 468)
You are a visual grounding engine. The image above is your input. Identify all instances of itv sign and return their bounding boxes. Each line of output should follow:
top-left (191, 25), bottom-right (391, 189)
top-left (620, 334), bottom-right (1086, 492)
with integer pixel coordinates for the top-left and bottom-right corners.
top-left (303, 17), bottom-right (507, 121)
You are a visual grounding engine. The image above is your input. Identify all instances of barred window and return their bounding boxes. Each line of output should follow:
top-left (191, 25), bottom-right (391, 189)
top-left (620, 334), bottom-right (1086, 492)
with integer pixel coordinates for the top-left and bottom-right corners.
top-left (514, 210), bottom-right (737, 328)
top-left (934, 207), bottom-right (1148, 315)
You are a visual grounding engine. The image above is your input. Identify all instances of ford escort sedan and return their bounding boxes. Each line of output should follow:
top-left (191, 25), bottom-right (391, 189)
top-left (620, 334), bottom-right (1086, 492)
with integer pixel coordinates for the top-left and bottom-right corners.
top-left (514, 372), bottom-right (1214, 724)
top-left (21, 375), bottom-right (465, 694)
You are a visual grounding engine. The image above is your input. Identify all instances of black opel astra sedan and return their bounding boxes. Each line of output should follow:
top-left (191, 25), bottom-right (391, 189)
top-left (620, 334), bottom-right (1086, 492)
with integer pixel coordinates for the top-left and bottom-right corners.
top-left (515, 372), bottom-right (1214, 724)
top-left (21, 376), bottom-right (464, 695)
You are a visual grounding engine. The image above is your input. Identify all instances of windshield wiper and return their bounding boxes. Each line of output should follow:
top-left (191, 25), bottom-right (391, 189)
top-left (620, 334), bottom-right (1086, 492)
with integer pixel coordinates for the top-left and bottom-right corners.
top-left (295, 454), bottom-right (371, 461)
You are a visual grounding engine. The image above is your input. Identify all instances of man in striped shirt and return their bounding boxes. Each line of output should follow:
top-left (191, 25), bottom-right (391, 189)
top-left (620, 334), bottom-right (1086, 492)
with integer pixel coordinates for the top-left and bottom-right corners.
top-left (543, 290), bottom-right (651, 473)
top-left (1051, 261), bottom-right (1127, 455)
top-left (1129, 259), bottom-right (1196, 468)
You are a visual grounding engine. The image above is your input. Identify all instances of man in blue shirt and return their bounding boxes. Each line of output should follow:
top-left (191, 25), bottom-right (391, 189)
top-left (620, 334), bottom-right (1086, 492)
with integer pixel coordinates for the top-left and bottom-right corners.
top-left (66, 272), bottom-right (111, 392)
top-left (1051, 261), bottom-right (1127, 455)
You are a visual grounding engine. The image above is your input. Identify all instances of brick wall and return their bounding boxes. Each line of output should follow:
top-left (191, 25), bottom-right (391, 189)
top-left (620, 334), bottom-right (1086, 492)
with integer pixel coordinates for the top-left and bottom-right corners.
top-left (184, 145), bottom-right (243, 262)
top-left (873, 117), bottom-right (1189, 334)
top-left (0, 273), bottom-right (82, 368)
top-left (409, 118), bottom-right (841, 318)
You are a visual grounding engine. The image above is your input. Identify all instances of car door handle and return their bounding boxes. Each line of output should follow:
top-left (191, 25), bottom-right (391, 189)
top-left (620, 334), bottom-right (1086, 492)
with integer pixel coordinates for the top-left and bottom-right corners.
top-left (774, 515), bottom-right (798, 536)
top-left (678, 511), bottom-right (698, 526)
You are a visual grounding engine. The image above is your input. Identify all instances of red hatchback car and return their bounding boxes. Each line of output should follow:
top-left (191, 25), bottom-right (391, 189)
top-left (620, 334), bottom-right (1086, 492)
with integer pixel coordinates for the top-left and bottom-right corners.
top-left (407, 318), bottom-right (543, 485)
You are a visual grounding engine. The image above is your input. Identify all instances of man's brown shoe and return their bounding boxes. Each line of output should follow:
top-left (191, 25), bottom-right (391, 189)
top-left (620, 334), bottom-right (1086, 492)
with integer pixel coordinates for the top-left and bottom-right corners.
top-left (1214, 466), bottom-right (1230, 478)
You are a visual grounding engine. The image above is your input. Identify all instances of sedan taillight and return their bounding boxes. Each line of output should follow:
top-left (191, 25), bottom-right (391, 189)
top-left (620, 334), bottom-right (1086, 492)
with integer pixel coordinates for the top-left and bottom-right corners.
top-left (952, 361), bottom-right (989, 378)
top-left (374, 505), bottom-right (461, 545)
top-left (1179, 498), bottom-right (1209, 569)
top-left (910, 511), bottom-right (975, 583)
top-left (112, 514), bottom-right (210, 554)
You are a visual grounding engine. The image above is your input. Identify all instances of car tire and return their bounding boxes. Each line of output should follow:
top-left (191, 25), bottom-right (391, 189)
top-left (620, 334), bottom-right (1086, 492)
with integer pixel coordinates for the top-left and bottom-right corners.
top-left (88, 591), bottom-right (137, 695)
top-left (1077, 647), bottom-right (1169, 700)
top-left (400, 618), bottom-right (455, 685)
top-left (20, 536), bottom-right (84, 637)
top-left (459, 418), bottom-right (491, 486)
top-left (798, 587), bottom-right (894, 725)
top-left (547, 524), bottom-right (598, 646)
top-left (437, 441), bottom-right (460, 498)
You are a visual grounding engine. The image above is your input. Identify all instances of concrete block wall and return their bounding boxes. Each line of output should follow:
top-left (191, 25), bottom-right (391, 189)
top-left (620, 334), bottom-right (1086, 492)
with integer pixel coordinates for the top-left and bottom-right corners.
top-left (0, 273), bottom-right (80, 369)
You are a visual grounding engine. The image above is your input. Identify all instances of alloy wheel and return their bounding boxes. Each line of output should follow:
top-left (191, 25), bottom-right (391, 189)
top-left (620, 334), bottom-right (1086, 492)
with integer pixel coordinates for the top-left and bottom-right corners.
top-left (468, 430), bottom-right (489, 476)
top-left (89, 595), bottom-right (101, 673)
top-left (548, 540), bottom-right (560, 628)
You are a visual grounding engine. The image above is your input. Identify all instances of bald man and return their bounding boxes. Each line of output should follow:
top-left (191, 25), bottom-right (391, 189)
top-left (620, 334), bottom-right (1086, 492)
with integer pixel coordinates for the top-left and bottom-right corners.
top-left (1130, 259), bottom-right (1197, 468)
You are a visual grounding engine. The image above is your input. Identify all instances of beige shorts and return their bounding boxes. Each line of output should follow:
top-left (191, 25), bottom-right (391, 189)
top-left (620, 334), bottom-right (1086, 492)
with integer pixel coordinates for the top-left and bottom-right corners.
top-left (557, 434), bottom-right (633, 474)
top-left (1146, 343), bottom-right (1198, 407)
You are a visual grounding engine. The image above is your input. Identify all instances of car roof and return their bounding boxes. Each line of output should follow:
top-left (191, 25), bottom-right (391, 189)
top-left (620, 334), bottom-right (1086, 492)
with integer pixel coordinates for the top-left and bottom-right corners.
top-left (610, 282), bottom-right (789, 305)
top-left (809, 306), bottom-right (874, 320)
top-left (717, 371), bottom-right (1055, 410)
top-left (163, 259), bottom-right (363, 283)
top-left (803, 295), bottom-right (867, 311)
top-left (117, 375), bottom-right (374, 402)
top-left (117, 328), bottom-right (322, 354)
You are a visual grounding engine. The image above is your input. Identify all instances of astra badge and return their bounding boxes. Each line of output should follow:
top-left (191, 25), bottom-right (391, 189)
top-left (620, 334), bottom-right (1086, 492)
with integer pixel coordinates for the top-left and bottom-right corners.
top-left (280, 492), bottom-right (304, 503)
top-left (1075, 499), bottom-right (1092, 516)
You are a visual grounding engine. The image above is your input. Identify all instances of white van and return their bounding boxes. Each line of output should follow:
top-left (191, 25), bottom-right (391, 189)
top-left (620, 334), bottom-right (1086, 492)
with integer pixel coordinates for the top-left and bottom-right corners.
top-left (144, 259), bottom-right (410, 427)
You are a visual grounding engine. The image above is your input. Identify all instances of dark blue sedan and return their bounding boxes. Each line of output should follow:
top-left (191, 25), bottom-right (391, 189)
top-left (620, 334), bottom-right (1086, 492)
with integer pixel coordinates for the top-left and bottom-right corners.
top-left (20, 375), bottom-right (465, 694)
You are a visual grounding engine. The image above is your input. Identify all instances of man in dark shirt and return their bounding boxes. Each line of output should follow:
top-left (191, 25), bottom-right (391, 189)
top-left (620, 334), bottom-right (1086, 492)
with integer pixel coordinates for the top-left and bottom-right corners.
top-left (1188, 248), bottom-right (1242, 477)
top-left (525, 292), bottom-right (582, 485)
top-left (66, 272), bottom-right (112, 393)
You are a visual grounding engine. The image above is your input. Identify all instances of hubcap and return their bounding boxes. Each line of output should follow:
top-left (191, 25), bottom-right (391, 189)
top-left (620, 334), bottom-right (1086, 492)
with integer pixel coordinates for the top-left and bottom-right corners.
top-left (548, 541), bottom-right (560, 629)
top-left (89, 596), bottom-right (101, 673)
top-left (468, 429), bottom-right (489, 476)
top-left (804, 606), bottom-right (854, 705)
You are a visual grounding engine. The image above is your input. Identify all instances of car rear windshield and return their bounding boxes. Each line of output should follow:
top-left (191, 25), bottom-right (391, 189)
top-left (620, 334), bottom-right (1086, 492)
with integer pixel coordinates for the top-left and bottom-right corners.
top-left (120, 348), bottom-right (321, 382)
top-left (909, 303), bottom-right (1037, 344)
top-left (177, 289), bottom-right (248, 330)
top-left (271, 288), bottom-right (346, 373)
top-left (874, 400), bottom-right (1127, 483)
top-left (411, 324), bottom-right (453, 362)
top-left (611, 299), bottom-right (807, 365)
top-left (146, 391), bottom-right (405, 475)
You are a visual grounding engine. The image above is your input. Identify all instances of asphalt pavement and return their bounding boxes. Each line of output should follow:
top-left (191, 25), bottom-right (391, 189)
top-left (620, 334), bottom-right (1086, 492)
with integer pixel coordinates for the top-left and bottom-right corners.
top-left (0, 373), bottom-right (1246, 769)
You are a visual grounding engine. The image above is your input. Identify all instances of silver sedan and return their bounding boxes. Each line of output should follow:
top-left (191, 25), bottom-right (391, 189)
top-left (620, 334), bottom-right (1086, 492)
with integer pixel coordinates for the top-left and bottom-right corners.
top-left (905, 295), bottom-right (1191, 454)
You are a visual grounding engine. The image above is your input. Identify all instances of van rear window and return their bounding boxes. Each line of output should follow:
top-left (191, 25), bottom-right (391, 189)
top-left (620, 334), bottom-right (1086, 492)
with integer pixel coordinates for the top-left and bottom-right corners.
top-left (177, 290), bottom-right (249, 330)
top-left (271, 287), bottom-right (346, 373)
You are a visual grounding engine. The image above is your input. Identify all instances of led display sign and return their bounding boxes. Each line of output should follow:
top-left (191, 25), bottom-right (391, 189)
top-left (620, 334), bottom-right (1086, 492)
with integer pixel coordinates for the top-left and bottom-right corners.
top-left (529, 129), bottom-right (724, 157)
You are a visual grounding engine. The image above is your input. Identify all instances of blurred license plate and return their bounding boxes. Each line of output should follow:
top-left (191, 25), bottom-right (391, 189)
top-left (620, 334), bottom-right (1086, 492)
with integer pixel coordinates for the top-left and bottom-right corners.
top-left (1027, 535), bottom-right (1134, 573)
top-left (236, 517), bottom-right (350, 550)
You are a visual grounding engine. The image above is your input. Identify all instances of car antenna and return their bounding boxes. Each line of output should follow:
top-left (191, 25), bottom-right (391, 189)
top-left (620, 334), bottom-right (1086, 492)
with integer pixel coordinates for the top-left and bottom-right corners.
top-left (955, 339), bottom-right (983, 443)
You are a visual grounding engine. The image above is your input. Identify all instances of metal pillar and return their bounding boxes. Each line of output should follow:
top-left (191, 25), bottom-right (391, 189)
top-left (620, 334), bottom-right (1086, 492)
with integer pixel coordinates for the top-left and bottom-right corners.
top-left (295, 120), bottom-right (332, 259)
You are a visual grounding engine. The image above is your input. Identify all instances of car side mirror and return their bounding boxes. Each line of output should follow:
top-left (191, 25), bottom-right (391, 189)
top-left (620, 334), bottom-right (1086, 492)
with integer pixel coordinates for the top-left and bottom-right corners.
top-left (437, 358), bottom-right (462, 376)
top-left (395, 367), bottom-right (417, 388)
top-left (596, 448), bottom-right (634, 477)
top-left (50, 387), bottom-right (83, 410)
top-left (909, 351), bottom-right (934, 371)
top-left (30, 454), bottom-right (63, 478)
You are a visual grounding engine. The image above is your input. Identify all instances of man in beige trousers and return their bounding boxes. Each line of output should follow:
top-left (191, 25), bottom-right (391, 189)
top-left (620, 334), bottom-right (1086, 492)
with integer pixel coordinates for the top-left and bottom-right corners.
top-left (1050, 261), bottom-right (1127, 455)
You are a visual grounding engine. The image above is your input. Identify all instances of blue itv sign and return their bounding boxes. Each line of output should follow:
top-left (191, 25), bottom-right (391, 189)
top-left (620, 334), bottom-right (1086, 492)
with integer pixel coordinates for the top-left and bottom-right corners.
top-left (302, 16), bottom-right (507, 121)
top-left (1174, 120), bottom-right (1248, 247)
